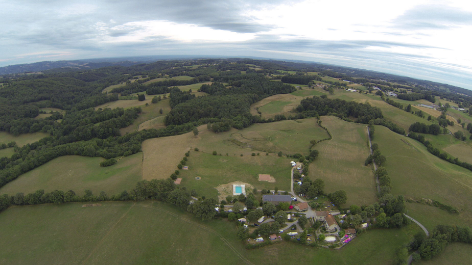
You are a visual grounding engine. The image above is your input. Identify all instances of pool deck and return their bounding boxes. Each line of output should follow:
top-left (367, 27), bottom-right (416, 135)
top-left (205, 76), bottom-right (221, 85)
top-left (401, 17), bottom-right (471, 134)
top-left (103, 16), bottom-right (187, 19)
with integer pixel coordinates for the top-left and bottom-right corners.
top-left (233, 184), bottom-right (246, 195)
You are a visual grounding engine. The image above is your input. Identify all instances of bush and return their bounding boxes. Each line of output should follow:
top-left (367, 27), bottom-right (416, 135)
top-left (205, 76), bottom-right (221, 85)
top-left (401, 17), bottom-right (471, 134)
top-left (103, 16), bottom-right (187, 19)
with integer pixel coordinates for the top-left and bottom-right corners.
top-left (100, 158), bottom-right (117, 167)
top-left (194, 148), bottom-right (199, 151)
top-left (213, 151), bottom-right (217, 155)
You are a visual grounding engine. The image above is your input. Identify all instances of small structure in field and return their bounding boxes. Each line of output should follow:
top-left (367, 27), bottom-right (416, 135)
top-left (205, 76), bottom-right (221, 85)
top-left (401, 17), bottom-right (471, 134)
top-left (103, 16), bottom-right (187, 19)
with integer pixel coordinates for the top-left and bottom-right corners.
top-left (238, 218), bottom-right (246, 223)
top-left (174, 178), bottom-right (182, 185)
top-left (269, 234), bottom-right (277, 240)
top-left (295, 202), bottom-right (309, 211)
top-left (182, 166), bottom-right (189, 170)
top-left (258, 174), bottom-right (276, 182)
top-left (256, 237), bottom-right (264, 242)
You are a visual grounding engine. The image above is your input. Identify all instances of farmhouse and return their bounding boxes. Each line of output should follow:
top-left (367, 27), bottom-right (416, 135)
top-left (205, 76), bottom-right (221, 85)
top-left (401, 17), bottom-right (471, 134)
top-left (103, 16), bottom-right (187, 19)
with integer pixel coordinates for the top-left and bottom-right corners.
top-left (269, 234), bottom-right (277, 240)
top-left (295, 202), bottom-right (309, 211)
top-left (325, 214), bottom-right (340, 232)
top-left (262, 195), bottom-right (292, 205)
top-left (315, 211), bottom-right (328, 221)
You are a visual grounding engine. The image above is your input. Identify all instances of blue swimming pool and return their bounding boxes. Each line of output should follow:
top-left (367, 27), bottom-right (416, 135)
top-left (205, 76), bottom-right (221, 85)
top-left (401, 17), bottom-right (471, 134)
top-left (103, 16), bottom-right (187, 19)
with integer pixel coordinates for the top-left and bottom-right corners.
top-left (235, 186), bottom-right (242, 194)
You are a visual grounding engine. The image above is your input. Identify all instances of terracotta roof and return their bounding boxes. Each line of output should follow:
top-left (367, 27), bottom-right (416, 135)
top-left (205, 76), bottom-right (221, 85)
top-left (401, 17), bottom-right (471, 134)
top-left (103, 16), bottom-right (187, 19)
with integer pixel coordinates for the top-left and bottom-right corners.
top-left (345, 228), bottom-right (356, 234)
top-left (174, 178), bottom-right (182, 185)
top-left (315, 211), bottom-right (328, 217)
top-left (258, 174), bottom-right (272, 181)
top-left (297, 202), bottom-right (309, 211)
top-left (326, 214), bottom-right (338, 227)
top-left (269, 234), bottom-right (277, 240)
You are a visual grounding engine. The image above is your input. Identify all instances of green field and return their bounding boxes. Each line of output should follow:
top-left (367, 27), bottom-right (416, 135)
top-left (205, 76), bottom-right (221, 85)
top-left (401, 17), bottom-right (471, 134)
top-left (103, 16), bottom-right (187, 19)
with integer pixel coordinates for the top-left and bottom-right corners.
top-left (0, 132), bottom-right (49, 147)
top-left (0, 154), bottom-right (142, 197)
top-left (308, 116), bottom-right (377, 206)
top-left (291, 89), bottom-right (326, 97)
top-left (0, 200), bottom-right (420, 265)
top-left (373, 126), bottom-right (472, 227)
top-left (419, 243), bottom-right (472, 265)
top-left (178, 82), bottom-right (211, 92)
top-left (0, 147), bottom-right (14, 158)
top-left (119, 99), bottom-right (171, 134)
top-left (258, 101), bottom-right (292, 114)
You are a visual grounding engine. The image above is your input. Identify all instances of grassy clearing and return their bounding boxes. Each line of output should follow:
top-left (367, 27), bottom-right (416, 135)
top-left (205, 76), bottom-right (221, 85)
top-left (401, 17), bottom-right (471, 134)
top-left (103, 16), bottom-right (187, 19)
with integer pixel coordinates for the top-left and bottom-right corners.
top-left (95, 98), bottom-right (153, 110)
top-left (405, 202), bottom-right (464, 232)
top-left (178, 82), bottom-right (211, 92)
top-left (374, 126), bottom-right (472, 227)
top-left (0, 148), bottom-right (14, 158)
top-left (290, 89), bottom-right (327, 97)
top-left (443, 142), bottom-right (472, 164)
top-left (0, 201), bottom-right (245, 265)
top-left (0, 154), bottom-right (142, 196)
top-left (250, 94), bottom-right (304, 118)
top-left (368, 100), bottom-right (432, 131)
top-left (119, 99), bottom-right (171, 135)
top-left (308, 116), bottom-right (377, 206)
top-left (0, 132), bottom-right (49, 147)
top-left (34, 113), bottom-right (52, 119)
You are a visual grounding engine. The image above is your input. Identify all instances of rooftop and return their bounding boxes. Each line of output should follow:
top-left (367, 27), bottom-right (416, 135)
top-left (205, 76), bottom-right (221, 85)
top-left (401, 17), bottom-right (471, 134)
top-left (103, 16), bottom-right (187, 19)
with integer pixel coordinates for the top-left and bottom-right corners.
top-left (315, 211), bottom-right (328, 217)
top-left (262, 195), bottom-right (292, 202)
top-left (174, 178), bottom-right (182, 185)
top-left (297, 202), bottom-right (309, 211)
top-left (326, 214), bottom-right (338, 227)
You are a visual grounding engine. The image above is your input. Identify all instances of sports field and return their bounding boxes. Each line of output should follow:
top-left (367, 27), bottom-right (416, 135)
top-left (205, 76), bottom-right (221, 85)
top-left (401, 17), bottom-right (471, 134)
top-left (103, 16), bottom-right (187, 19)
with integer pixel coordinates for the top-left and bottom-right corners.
top-left (0, 132), bottom-right (49, 147)
top-left (0, 154), bottom-right (142, 196)
top-left (373, 126), bottom-right (472, 227)
top-left (308, 116), bottom-right (377, 206)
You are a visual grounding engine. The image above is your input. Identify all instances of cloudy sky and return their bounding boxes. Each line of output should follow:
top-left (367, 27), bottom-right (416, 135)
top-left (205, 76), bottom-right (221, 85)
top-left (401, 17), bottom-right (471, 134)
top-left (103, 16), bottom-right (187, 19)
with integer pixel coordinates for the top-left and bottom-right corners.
top-left (1, 0), bottom-right (472, 89)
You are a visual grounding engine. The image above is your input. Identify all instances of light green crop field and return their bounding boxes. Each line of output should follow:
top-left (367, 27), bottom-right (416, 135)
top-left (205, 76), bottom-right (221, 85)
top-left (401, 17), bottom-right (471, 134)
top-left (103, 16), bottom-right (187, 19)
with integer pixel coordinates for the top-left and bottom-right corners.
top-left (0, 132), bottom-right (49, 147)
top-left (290, 88), bottom-right (327, 97)
top-left (0, 200), bottom-right (420, 265)
top-left (119, 99), bottom-right (171, 135)
top-left (0, 154), bottom-right (142, 197)
top-left (373, 126), bottom-right (472, 227)
top-left (308, 116), bottom-right (377, 206)
top-left (0, 148), bottom-right (14, 158)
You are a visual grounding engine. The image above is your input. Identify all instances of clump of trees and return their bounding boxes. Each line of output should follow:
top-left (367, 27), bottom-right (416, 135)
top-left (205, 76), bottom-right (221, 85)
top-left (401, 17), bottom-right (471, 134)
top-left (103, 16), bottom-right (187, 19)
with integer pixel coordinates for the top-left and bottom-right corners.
top-left (100, 158), bottom-right (117, 167)
top-left (409, 122), bottom-right (442, 135)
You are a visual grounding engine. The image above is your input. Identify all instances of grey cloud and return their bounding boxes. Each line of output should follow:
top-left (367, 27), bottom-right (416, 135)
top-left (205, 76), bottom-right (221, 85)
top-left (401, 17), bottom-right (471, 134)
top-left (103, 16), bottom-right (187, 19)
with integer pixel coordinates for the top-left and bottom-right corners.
top-left (393, 5), bottom-right (472, 30)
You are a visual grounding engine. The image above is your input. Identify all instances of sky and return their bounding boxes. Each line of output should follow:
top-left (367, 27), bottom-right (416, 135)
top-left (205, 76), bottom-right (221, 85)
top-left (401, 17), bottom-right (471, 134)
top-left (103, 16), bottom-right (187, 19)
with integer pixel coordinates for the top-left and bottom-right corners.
top-left (1, 0), bottom-right (472, 89)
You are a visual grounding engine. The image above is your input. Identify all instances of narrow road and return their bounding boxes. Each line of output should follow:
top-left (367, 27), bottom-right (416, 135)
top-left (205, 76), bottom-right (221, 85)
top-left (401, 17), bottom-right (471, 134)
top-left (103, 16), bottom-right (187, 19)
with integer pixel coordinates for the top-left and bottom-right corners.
top-left (404, 214), bottom-right (429, 237)
top-left (290, 167), bottom-right (294, 195)
top-left (367, 126), bottom-right (380, 193)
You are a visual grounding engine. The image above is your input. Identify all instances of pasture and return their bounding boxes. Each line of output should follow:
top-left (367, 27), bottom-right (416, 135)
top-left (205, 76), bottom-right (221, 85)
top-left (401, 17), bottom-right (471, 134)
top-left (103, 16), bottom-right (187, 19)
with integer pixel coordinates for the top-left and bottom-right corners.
top-left (178, 82), bottom-right (211, 92)
top-left (419, 243), bottom-right (472, 265)
top-left (0, 154), bottom-right (142, 197)
top-left (0, 132), bottom-right (49, 147)
top-left (308, 116), bottom-right (377, 206)
top-left (373, 126), bottom-right (472, 227)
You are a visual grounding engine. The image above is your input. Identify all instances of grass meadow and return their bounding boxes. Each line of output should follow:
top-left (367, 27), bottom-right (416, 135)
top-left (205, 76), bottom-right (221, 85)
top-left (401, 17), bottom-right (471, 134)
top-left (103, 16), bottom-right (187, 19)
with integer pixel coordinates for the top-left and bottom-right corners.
top-left (0, 200), bottom-right (420, 265)
top-left (373, 126), bottom-right (472, 228)
top-left (0, 147), bottom-right (14, 158)
top-left (308, 116), bottom-right (377, 206)
top-left (119, 99), bottom-right (171, 135)
top-left (0, 154), bottom-right (142, 197)
top-left (0, 131), bottom-right (49, 147)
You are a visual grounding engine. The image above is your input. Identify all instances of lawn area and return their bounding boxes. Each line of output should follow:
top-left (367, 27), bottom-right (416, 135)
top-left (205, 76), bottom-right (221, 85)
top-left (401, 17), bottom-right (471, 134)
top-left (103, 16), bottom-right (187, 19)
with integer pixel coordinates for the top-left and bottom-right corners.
top-left (119, 99), bottom-right (171, 135)
top-left (0, 148), bottom-right (14, 158)
top-left (0, 132), bottom-right (49, 147)
top-left (373, 126), bottom-right (472, 227)
top-left (180, 152), bottom-right (292, 200)
top-left (308, 116), bottom-right (377, 206)
top-left (0, 201), bottom-right (246, 265)
top-left (0, 153), bottom-right (142, 197)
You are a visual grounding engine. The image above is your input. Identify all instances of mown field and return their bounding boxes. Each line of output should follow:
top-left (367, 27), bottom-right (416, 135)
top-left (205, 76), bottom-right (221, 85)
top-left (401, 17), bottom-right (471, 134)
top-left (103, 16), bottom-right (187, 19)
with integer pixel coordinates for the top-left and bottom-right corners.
top-left (0, 132), bottom-right (49, 147)
top-left (419, 243), bottom-right (472, 265)
top-left (308, 116), bottom-right (377, 206)
top-left (0, 154), bottom-right (142, 197)
top-left (0, 200), bottom-right (420, 265)
top-left (250, 94), bottom-right (305, 118)
top-left (119, 99), bottom-right (171, 135)
top-left (373, 126), bottom-right (472, 228)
